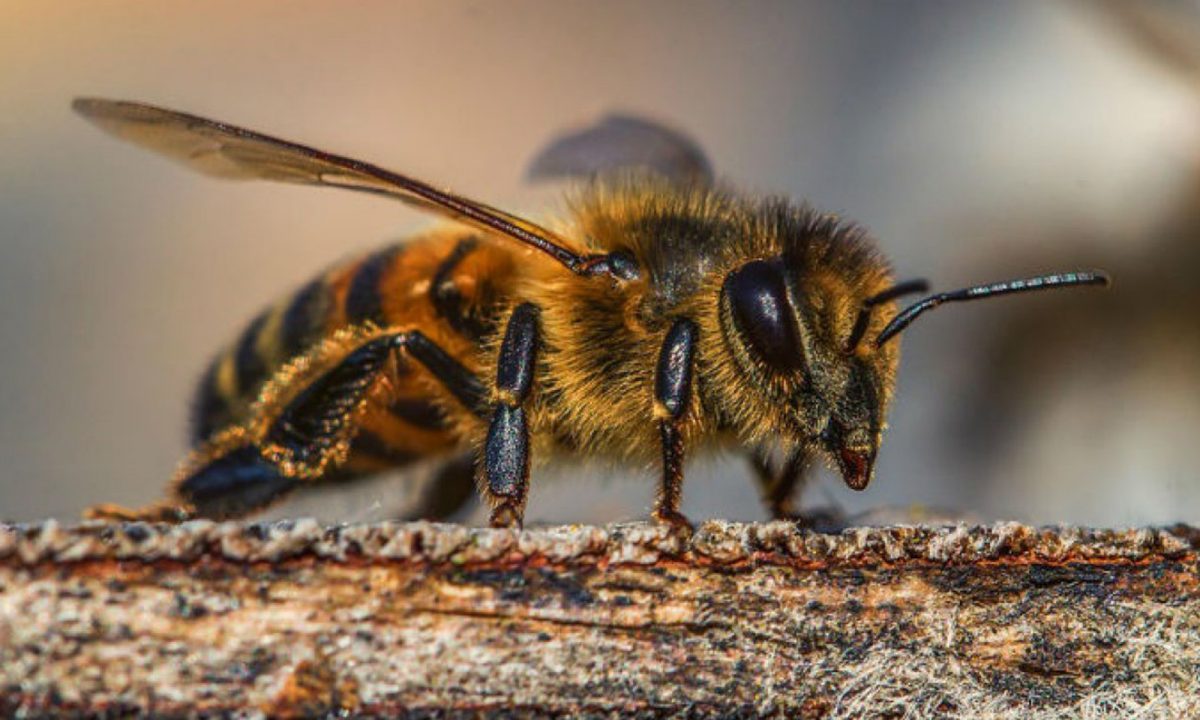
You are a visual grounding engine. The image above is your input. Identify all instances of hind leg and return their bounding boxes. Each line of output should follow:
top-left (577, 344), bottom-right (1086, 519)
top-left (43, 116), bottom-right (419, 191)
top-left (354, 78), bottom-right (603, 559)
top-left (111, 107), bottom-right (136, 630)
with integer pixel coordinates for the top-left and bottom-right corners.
top-left (406, 453), bottom-right (478, 521)
top-left (86, 330), bottom-right (484, 521)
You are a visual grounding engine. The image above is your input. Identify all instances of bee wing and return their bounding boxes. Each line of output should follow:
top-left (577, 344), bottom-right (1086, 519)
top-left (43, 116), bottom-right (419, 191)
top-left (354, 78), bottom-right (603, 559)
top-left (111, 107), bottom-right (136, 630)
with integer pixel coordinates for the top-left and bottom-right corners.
top-left (72, 98), bottom-right (592, 272)
top-left (526, 114), bottom-right (713, 186)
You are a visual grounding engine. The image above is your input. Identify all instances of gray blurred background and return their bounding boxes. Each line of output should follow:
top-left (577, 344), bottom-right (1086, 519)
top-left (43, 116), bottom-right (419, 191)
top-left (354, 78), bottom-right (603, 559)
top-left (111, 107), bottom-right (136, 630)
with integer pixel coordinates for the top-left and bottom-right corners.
top-left (2, 1), bottom-right (1198, 527)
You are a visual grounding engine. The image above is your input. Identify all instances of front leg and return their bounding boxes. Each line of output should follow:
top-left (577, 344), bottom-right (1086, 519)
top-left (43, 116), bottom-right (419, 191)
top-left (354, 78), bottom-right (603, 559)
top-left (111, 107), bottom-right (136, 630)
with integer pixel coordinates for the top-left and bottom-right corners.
top-left (483, 303), bottom-right (540, 528)
top-left (748, 446), bottom-right (847, 530)
top-left (748, 446), bottom-right (813, 520)
top-left (653, 318), bottom-right (698, 531)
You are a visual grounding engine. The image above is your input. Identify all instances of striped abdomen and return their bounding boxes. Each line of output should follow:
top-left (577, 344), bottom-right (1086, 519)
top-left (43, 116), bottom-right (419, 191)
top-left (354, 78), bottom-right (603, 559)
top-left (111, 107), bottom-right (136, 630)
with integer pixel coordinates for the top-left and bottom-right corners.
top-left (191, 229), bottom-right (515, 468)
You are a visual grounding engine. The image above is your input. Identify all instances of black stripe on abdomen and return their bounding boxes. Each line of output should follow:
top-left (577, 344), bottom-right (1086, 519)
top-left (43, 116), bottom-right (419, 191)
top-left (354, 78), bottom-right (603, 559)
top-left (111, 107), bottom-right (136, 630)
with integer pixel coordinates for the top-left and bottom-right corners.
top-left (280, 277), bottom-right (328, 358)
top-left (233, 309), bottom-right (272, 398)
top-left (190, 357), bottom-right (230, 445)
top-left (430, 237), bottom-right (490, 340)
top-left (345, 245), bottom-right (403, 326)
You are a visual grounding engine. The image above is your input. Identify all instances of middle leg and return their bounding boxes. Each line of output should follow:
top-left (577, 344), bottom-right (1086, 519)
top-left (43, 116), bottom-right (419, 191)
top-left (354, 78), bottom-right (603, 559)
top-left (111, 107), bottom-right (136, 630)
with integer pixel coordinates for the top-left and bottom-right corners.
top-left (482, 303), bottom-right (540, 528)
top-left (652, 318), bottom-right (699, 531)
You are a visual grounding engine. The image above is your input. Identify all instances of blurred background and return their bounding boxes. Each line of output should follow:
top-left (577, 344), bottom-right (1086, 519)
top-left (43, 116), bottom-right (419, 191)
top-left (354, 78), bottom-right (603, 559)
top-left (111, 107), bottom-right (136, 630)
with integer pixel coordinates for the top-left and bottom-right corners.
top-left (2, 1), bottom-right (1198, 527)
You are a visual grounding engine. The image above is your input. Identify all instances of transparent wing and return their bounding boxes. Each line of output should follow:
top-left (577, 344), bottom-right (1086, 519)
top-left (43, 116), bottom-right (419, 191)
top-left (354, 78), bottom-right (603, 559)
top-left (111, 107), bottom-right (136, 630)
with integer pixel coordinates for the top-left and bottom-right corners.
top-left (526, 113), bottom-right (713, 186)
top-left (73, 97), bottom-right (593, 272)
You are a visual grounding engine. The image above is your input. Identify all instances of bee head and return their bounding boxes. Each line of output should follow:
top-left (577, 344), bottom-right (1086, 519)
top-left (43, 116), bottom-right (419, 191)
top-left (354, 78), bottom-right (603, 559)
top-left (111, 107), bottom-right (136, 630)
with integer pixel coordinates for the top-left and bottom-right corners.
top-left (719, 253), bottom-right (904, 491)
top-left (717, 232), bottom-right (1109, 492)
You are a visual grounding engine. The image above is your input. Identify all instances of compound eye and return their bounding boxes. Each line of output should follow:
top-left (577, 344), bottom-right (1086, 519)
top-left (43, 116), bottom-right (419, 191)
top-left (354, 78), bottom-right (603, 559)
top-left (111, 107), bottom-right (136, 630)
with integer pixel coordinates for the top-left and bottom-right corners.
top-left (723, 258), bottom-right (806, 372)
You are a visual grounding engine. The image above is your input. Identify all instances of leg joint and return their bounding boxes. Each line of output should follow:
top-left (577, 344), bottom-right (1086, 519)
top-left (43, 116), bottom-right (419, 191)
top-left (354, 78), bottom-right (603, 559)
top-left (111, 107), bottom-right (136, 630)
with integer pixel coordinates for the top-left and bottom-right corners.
top-left (391, 331), bottom-right (487, 414)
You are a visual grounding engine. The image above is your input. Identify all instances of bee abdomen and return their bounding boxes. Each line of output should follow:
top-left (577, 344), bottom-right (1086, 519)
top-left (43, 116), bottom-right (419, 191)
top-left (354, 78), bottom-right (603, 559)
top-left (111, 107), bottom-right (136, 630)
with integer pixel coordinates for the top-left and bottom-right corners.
top-left (190, 358), bottom-right (233, 444)
top-left (345, 244), bottom-right (405, 326)
top-left (188, 234), bottom-right (499, 448)
top-left (388, 396), bottom-right (452, 430)
top-left (232, 310), bottom-right (273, 399)
top-left (188, 259), bottom-right (349, 446)
top-left (279, 277), bottom-right (329, 359)
top-left (191, 301), bottom-right (286, 444)
top-left (189, 324), bottom-right (274, 446)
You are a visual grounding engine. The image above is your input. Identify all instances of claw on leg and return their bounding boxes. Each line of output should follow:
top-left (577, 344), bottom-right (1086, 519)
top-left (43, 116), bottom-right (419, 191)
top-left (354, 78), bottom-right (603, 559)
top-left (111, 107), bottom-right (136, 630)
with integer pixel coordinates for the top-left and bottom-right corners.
top-left (652, 506), bottom-right (695, 538)
top-left (488, 502), bottom-right (524, 529)
top-left (83, 501), bottom-right (195, 523)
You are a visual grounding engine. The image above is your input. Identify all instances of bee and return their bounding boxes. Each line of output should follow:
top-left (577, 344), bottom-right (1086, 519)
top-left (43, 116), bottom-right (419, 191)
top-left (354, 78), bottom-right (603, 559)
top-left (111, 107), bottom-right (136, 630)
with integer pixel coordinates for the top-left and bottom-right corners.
top-left (76, 98), bottom-right (1109, 529)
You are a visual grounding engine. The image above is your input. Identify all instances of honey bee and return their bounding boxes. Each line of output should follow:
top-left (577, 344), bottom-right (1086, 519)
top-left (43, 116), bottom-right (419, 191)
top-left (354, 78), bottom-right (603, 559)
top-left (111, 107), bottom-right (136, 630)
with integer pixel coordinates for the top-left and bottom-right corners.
top-left (77, 98), bottom-right (1109, 529)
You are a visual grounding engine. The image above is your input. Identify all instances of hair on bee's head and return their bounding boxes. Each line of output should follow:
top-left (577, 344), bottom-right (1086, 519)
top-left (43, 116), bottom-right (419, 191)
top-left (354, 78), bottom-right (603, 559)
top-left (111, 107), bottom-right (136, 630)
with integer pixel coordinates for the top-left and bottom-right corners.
top-left (858, 270), bottom-right (1111, 349)
top-left (844, 279), bottom-right (930, 354)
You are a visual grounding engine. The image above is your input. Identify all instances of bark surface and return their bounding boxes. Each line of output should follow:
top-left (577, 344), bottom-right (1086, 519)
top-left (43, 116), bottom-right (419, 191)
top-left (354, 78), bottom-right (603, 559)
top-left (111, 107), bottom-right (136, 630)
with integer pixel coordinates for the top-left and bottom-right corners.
top-left (1, 520), bottom-right (1197, 718)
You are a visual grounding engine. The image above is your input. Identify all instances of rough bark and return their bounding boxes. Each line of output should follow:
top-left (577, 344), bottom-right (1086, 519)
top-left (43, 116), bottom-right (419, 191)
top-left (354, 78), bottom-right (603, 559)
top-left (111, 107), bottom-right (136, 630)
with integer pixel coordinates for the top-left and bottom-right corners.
top-left (1, 519), bottom-right (1197, 718)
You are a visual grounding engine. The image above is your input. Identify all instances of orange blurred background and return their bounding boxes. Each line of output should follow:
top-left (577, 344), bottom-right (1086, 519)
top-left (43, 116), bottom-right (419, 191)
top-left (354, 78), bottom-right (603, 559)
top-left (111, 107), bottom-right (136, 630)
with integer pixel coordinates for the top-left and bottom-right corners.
top-left (2, 2), bottom-right (1197, 525)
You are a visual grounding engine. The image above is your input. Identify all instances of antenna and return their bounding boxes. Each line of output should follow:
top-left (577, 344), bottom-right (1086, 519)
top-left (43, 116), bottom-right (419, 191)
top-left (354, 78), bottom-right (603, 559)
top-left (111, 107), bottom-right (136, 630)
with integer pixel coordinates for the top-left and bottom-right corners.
top-left (874, 270), bottom-right (1111, 347)
top-left (844, 279), bottom-right (930, 353)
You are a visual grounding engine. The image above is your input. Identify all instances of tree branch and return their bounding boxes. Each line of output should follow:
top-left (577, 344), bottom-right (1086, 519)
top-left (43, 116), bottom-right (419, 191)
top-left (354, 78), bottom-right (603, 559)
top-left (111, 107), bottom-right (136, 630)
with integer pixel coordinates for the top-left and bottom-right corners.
top-left (1, 520), bottom-right (1197, 718)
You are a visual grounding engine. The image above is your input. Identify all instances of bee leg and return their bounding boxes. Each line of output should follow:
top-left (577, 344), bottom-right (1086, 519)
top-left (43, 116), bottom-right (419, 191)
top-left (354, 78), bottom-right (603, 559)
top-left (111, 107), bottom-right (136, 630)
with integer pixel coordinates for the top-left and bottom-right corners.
top-left (85, 440), bottom-right (299, 522)
top-left (749, 447), bottom-right (812, 520)
top-left (748, 448), bottom-right (846, 531)
top-left (652, 319), bottom-right (699, 533)
top-left (170, 446), bottom-right (298, 521)
top-left (409, 453), bottom-right (478, 521)
top-left (84, 501), bottom-right (196, 522)
top-left (179, 332), bottom-right (484, 520)
top-left (483, 303), bottom-right (540, 528)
